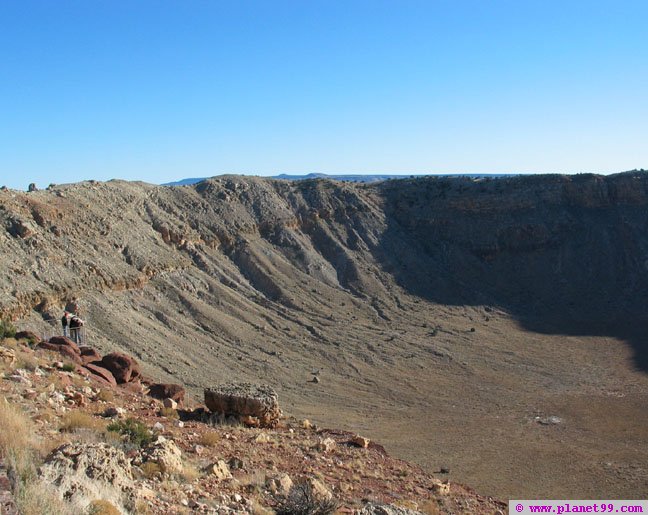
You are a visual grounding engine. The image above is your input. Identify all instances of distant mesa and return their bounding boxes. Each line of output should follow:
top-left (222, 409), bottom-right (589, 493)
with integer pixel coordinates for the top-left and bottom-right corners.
top-left (163, 172), bottom-right (516, 186)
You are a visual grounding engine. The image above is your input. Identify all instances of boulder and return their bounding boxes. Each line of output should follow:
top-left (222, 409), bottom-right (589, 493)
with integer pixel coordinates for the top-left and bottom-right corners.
top-left (204, 383), bottom-right (281, 428)
top-left (267, 473), bottom-right (293, 496)
top-left (317, 437), bottom-right (336, 452)
top-left (148, 383), bottom-right (185, 404)
top-left (37, 342), bottom-right (83, 365)
top-left (79, 346), bottom-right (102, 365)
top-left (7, 218), bottom-right (35, 239)
top-left (0, 347), bottom-right (16, 366)
top-left (350, 435), bottom-right (371, 448)
top-left (47, 336), bottom-right (81, 355)
top-left (138, 436), bottom-right (183, 475)
top-left (39, 442), bottom-right (134, 510)
top-left (206, 460), bottom-right (232, 480)
top-left (431, 481), bottom-right (450, 495)
top-left (306, 478), bottom-right (333, 502)
top-left (162, 398), bottom-right (178, 409)
top-left (98, 353), bottom-right (141, 384)
top-left (84, 364), bottom-right (117, 387)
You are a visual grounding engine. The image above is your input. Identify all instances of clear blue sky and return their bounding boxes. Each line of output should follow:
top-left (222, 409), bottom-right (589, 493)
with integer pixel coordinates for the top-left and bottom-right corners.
top-left (1, 1), bottom-right (647, 189)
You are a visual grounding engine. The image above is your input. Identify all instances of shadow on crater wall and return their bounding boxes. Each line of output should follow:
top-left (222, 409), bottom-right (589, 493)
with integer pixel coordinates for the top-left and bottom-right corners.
top-left (374, 172), bottom-right (648, 373)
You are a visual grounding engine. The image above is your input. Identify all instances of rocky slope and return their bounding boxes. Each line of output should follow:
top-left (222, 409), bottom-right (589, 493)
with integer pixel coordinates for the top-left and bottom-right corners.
top-left (2, 335), bottom-right (503, 514)
top-left (1, 172), bottom-right (648, 499)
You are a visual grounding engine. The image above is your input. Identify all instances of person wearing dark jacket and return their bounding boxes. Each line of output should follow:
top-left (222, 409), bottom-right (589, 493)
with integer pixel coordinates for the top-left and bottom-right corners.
top-left (69, 316), bottom-right (83, 344)
top-left (61, 312), bottom-right (69, 337)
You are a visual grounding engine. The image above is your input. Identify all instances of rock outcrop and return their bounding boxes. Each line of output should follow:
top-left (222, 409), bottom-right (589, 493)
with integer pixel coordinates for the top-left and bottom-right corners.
top-left (137, 436), bottom-right (184, 475)
top-left (204, 383), bottom-right (281, 428)
top-left (46, 336), bottom-right (81, 355)
top-left (79, 346), bottom-right (102, 365)
top-left (39, 442), bottom-right (134, 511)
top-left (148, 383), bottom-right (185, 405)
top-left (84, 363), bottom-right (118, 387)
top-left (37, 340), bottom-right (83, 365)
top-left (98, 352), bottom-right (141, 384)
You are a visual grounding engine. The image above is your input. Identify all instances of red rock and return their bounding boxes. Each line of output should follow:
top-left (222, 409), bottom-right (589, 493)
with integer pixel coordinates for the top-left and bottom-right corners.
top-left (79, 346), bottom-right (102, 365)
top-left (84, 364), bottom-right (117, 387)
top-left (148, 383), bottom-right (185, 405)
top-left (98, 353), bottom-right (141, 384)
top-left (37, 342), bottom-right (83, 365)
top-left (55, 373), bottom-right (72, 388)
top-left (73, 365), bottom-right (90, 377)
top-left (48, 336), bottom-right (81, 355)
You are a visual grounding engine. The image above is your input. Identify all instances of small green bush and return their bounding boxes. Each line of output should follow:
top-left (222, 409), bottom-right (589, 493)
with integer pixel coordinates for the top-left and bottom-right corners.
top-left (61, 363), bottom-right (76, 372)
top-left (107, 418), bottom-right (152, 448)
top-left (0, 319), bottom-right (16, 339)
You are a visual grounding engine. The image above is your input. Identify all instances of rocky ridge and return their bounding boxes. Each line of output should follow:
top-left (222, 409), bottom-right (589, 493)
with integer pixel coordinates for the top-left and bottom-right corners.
top-left (1, 172), bottom-right (648, 499)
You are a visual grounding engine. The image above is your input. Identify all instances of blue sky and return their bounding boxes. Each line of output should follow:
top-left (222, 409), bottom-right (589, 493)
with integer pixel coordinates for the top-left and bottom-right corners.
top-left (1, 1), bottom-right (647, 189)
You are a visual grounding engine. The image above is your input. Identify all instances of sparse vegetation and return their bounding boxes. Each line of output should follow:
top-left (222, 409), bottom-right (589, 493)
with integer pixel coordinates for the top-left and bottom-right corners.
top-left (419, 500), bottom-right (442, 515)
top-left (107, 417), bottom-right (153, 448)
top-left (198, 430), bottom-right (220, 447)
top-left (0, 399), bottom-right (75, 514)
top-left (15, 480), bottom-right (75, 515)
top-left (61, 362), bottom-right (76, 372)
top-left (180, 463), bottom-right (201, 482)
top-left (87, 499), bottom-right (121, 515)
top-left (139, 461), bottom-right (163, 479)
top-left (15, 351), bottom-right (40, 371)
top-left (0, 318), bottom-right (16, 339)
top-left (159, 406), bottom-right (179, 419)
top-left (60, 411), bottom-right (105, 433)
top-left (275, 481), bottom-right (339, 515)
top-left (96, 389), bottom-right (115, 403)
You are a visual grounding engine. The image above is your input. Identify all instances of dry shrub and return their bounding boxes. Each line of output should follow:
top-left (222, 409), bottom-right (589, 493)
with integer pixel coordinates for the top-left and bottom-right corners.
top-left (2, 337), bottom-right (18, 348)
top-left (60, 411), bottom-right (105, 433)
top-left (33, 407), bottom-right (57, 424)
top-left (159, 407), bottom-right (179, 419)
top-left (96, 389), bottom-right (115, 402)
top-left (134, 499), bottom-right (153, 515)
top-left (87, 499), bottom-right (121, 515)
top-left (0, 400), bottom-right (75, 514)
top-left (419, 500), bottom-right (442, 515)
top-left (198, 431), bottom-right (220, 447)
top-left (0, 398), bottom-right (32, 468)
top-left (15, 350), bottom-right (40, 371)
top-left (180, 463), bottom-right (201, 482)
top-left (15, 480), bottom-right (75, 515)
top-left (239, 470), bottom-right (267, 494)
top-left (250, 500), bottom-right (275, 515)
top-left (275, 481), bottom-right (339, 515)
top-left (139, 461), bottom-right (163, 479)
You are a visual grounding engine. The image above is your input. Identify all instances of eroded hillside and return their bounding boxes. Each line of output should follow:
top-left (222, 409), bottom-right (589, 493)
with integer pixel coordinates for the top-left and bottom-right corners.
top-left (2, 172), bottom-right (648, 499)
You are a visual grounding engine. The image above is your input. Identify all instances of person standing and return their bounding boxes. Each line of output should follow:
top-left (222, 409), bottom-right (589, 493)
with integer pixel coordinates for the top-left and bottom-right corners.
top-left (69, 315), bottom-right (84, 344)
top-left (61, 312), bottom-right (69, 337)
